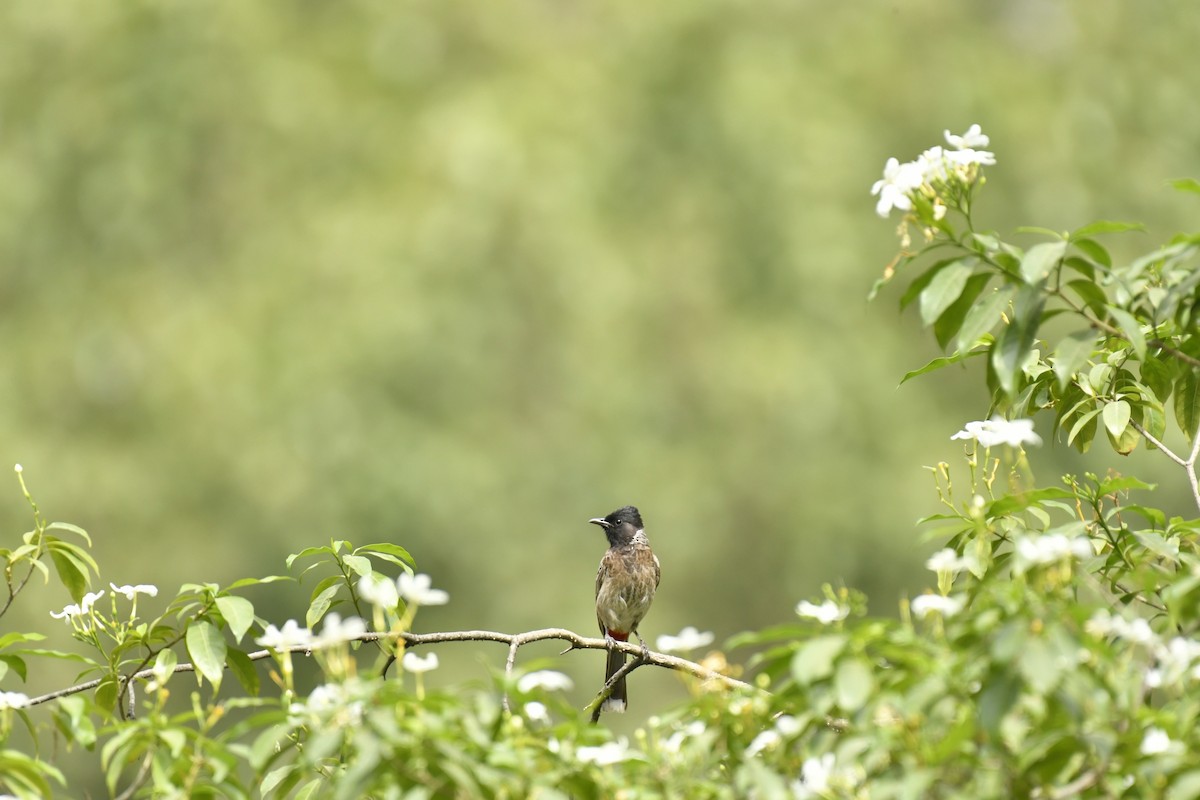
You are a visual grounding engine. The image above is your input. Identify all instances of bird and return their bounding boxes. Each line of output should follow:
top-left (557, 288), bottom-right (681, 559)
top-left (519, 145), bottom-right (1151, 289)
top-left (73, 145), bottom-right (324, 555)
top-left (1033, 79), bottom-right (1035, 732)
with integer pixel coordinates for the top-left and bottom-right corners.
top-left (590, 505), bottom-right (660, 714)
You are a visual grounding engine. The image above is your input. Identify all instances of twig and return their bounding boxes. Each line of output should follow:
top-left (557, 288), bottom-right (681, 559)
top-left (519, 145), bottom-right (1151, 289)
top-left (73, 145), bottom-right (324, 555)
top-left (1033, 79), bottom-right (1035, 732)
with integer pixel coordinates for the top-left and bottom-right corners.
top-left (1129, 419), bottom-right (1187, 467)
top-left (24, 627), bottom-right (753, 709)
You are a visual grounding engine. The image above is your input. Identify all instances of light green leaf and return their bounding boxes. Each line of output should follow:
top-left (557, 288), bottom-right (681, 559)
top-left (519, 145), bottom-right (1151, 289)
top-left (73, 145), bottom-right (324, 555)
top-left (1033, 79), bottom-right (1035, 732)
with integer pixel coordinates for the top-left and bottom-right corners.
top-left (899, 347), bottom-right (987, 386)
top-left (1052, 331), bottom-right (1095, 389)
top-left (1067, 408), bottom-right (1102, 447)
top-left (834, 658), bottom-right (874, 712)
top-left (341, 554), bottom-right (373, 579)
top-left (919, 259), bottom-right (974, 327)
top-left (1072, 238), bottom-right (1111, 269)
top-left (791, 635), bottom-right (846, 685)
top-left (185, 620), bottom-right (226, 690)
top-left (1168, 178), bottom-right (1200, 196)
top-left (1071, 220), bottom-right (1145, 238)
top-left (226, 647), bottom-right (260, 696)
top-left (1107, 306), bottom-right (1146, 359)
top-left (152, 648), bottom-right (178, 685)
top-left (307, 583), bottom-right (342, 628)
top-left (215, 596), bottom-right (255, 643)
top-left (46, 521), bottom-right (91, 545)
top-left (1103, 399), bottom-right (1132, 437)
top-left (1019, 241), bottom-right (1067, 284)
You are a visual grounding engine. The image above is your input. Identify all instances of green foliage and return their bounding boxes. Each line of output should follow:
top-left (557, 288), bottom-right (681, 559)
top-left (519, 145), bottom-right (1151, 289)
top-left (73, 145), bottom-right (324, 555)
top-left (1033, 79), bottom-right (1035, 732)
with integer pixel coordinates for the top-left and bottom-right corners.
top-left (4, 124), bottom-right (1200, 799)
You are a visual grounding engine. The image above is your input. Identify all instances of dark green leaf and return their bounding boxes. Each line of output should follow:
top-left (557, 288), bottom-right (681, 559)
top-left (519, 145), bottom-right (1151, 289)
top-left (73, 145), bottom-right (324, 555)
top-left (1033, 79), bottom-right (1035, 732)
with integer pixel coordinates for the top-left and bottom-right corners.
top-left (1175, 370), bottom-right (1200, 440)
top-left (934, 272), bottom-right (992, 350)
top-left (899, 257), bottom-right (962, 311)
top-left (1067, 408), bottom-right (1101, 447)
top-left (990, 286), bottom-right (1044, 397)
top-left (48, 547), bottom-right (87, 604)
top-left (226, 647), bottom-right (260, 696)
top-left (1065, 278), bottom-right (1109, 317)
top-left (955, 284), bottom-right (1014, 355)
top-left (987, 487), bottom-right (1075, 517)
top-left (1141, 356), bottom-right (1175, 402)
top-left (1052, 331), bottom-right (1096, 389)
top-left (1072, 238), bottom-right (1111, 269)
top-left (1019, 241), bottom-right (1066, 284)
top-left (919, 259), bottom-right (975, 327)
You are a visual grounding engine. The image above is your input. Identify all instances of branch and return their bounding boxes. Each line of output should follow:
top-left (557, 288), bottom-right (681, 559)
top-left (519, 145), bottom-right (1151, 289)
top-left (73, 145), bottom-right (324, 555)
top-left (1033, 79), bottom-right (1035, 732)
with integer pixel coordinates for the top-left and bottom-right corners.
top-left (24, 627), bottom-right (754, 709)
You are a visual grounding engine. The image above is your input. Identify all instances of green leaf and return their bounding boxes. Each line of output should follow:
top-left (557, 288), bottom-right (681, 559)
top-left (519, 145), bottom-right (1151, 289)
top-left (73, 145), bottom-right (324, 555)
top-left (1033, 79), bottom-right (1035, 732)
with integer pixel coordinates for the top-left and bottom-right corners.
top-left (978, 670), bottom-right (1021, 738)
top-left (286, 546), bottom-right (333, 570)
top-left (1169, 178), bottom-right (1200, 196)
top-left (215, 596), bottom-right (255, 643)
top-left (48, 547), bottom-right (88, 604)
top-left (899, 347), bottom-right (987, 386)
top-left (185, 620), bottom-right (227, 690)
top-left (1175, 370), bottom-right (1200, 441)
top-left (1142, 401), bottom-right (1167, 449)
top-left (790, 635), bottom-right (846, 685)
top-left (46, 521), bottom-right (92, 545)
top-left (833, 658), bottom-right (874, 712)
top-left (1065, 278), bottom-right (1109, 317)
top-left (152, 647), bottom-right (178, 685)
top-left (307, 582), bottom-right (342, 628)
top-left (934, 272), bottom-right (992, 350)
top-left (226, 575), bottom-right (292, 590)
top-left (1141, 356), bottom-right (1175, 402)
top-left (990, 286), bottom-right (1044, 397)
top-left (1071, 220), bottom-right (1145, 238)
top-left (1102, 399), bottom-right (1132, 437)
top-left (954, 284), bottom-right (1014, 355)
top-left (341, 554), bottom-right (373, 579)
top-left (357, 543), bottom-right (416, 568)
top-left (226, 647), bottom-right (260, 696)
top-left (1052, 331), bottom-right (1095, 389)
top-left (919, 259), bottom-right (975, 327)
top-left (987, 487), bottom-right (1075, 517)
top-left (1019, 241), bottom-right (1067, 284)
top-left (1072, 238), bottom-right (1111, 269)
top-left (1107, 306), bottom-right (1146, 359)
top-left (1067, 408), bottom-right (1102, 447)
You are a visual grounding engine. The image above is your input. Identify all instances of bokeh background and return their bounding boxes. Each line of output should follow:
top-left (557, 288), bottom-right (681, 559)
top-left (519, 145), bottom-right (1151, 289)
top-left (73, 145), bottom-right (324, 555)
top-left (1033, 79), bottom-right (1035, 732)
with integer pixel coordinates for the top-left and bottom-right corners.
top-left (3, 0), bottom-right (1200, 749)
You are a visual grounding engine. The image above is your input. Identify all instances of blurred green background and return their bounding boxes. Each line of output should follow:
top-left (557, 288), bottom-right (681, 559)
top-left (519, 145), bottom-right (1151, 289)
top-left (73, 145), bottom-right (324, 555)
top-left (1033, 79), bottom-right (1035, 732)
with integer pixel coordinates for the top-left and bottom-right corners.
top-left (3, 0), bottom-right (1200, 726)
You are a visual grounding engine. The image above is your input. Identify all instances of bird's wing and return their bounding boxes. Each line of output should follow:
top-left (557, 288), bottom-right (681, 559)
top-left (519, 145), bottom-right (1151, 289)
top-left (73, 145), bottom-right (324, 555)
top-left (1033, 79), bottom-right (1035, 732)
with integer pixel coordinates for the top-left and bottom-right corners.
top-left (653, 552), bottom-right (661, 589)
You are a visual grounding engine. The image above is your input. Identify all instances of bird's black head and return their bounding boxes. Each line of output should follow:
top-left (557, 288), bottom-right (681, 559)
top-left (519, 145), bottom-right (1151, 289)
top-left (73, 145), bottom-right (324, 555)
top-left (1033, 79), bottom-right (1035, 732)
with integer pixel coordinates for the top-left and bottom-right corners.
top-left (588, 505), bottom-right (644, 546)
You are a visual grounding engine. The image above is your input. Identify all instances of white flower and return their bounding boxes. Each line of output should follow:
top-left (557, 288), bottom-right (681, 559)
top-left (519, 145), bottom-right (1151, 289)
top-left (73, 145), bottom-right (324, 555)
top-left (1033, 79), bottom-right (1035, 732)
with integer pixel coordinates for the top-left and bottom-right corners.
top-left (50, 603), bottom-right (83, 620)
top-left (517, 670), bottom-right (574, 693)
top-left (916, 145), bottom-right (950, 184)
top-left (81, 590), bottom-right (106, 613)
top-left (656, 626), bottom-right (715, 654)
top-left (871, 157), bottom-right (924, 217)
top-left (1141, 727), bottom-right (1172, 755)
top-left (945, 147), bottom-right (996, 168)
top-left (396, 573), bottom-right (449, 606)
top-left (951, 417), bottom-right (1042, 448)
top-left (792, 754), bottom-right (836, 798)
top-left (796, 600), bottom-right (848, 625)
top-left (313, 613), bottom-right (367, 648)
top-left (945, 124), bottom-right (990, 150)
top-left (775, 715), bottom-right (802, 737)
top-left (255, 619), bottom-right (313, 650)
top-left (1014, 533), bottom-right (1093, 570)
top-left (1087, 611), bottom-right (1160, 647)
top-left (357, 573), bottom-right (400, 609)
top-left (661, 720), bottom-right (707, 754)
top-left (401, 651), bottom-right (440, 673)
top-left (911, 594), bottom-right (966, 619)
top-left (110, 583), bottom-right (159, 600)
top-left (745, 729), bottom-right (781, 757)
top-left (523, 701), bottom-right (550, 724)
top-left (925, 548), bottom-right (973, 574)
top-left (290, 681), bottom-right (364, 726)
top-left (577, 739), bottom-right (635, 766)
top-left (0, 691), bottom-right (30, 710)
top-left (13, 464), bottom-right (22, 473)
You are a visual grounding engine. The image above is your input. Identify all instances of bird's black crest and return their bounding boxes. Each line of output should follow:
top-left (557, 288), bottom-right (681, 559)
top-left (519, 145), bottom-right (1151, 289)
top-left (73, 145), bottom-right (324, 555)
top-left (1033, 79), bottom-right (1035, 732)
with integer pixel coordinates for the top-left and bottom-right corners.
top-left (602, 505), bottom-right (643, 529)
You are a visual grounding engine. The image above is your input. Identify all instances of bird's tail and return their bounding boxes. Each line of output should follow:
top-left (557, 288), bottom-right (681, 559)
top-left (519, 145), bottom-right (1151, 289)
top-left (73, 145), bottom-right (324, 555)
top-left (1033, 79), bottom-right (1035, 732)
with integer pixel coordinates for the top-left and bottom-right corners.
top-left (602, 648), bottom-right (627, 713)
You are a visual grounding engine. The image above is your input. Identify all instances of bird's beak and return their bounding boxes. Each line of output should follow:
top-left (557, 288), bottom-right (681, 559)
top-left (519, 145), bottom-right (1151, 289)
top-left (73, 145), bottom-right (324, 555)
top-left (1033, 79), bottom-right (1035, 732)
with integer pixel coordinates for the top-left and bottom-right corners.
top-left (588, 517), bottom-right (609, 528)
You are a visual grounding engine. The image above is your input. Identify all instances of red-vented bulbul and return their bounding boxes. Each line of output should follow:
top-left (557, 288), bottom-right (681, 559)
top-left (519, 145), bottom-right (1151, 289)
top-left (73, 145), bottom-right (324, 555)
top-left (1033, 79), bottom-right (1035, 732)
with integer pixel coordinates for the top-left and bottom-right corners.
top-left (590, 505), bottom-right (660, 714)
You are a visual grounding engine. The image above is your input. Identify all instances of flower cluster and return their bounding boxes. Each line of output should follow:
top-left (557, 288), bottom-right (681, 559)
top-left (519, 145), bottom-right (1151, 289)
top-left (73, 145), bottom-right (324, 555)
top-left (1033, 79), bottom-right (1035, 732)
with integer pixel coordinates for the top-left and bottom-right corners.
top-left (1013, 532), bottom-right (1093, 572)
top-left (871, 124), bottom-right (996, 219)
top-left (1087, 610), bottom-right (1200, 690)
top-left (656, 626), bottom-right (715, 654)
top-left (357, 572), bottom-right (449, 609)
top-left (796, 599), bottom-right (848, 625)
top-left (951, 417), bottom-right (1042, 449)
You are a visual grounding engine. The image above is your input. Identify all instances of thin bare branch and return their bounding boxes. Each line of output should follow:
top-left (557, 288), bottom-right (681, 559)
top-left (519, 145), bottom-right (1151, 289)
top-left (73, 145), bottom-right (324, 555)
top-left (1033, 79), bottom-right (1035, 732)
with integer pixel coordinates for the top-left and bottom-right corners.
top-left (24, 627), bottom-right (753, 709)
top-left (1129, 419), bottom-right (1187, 467)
